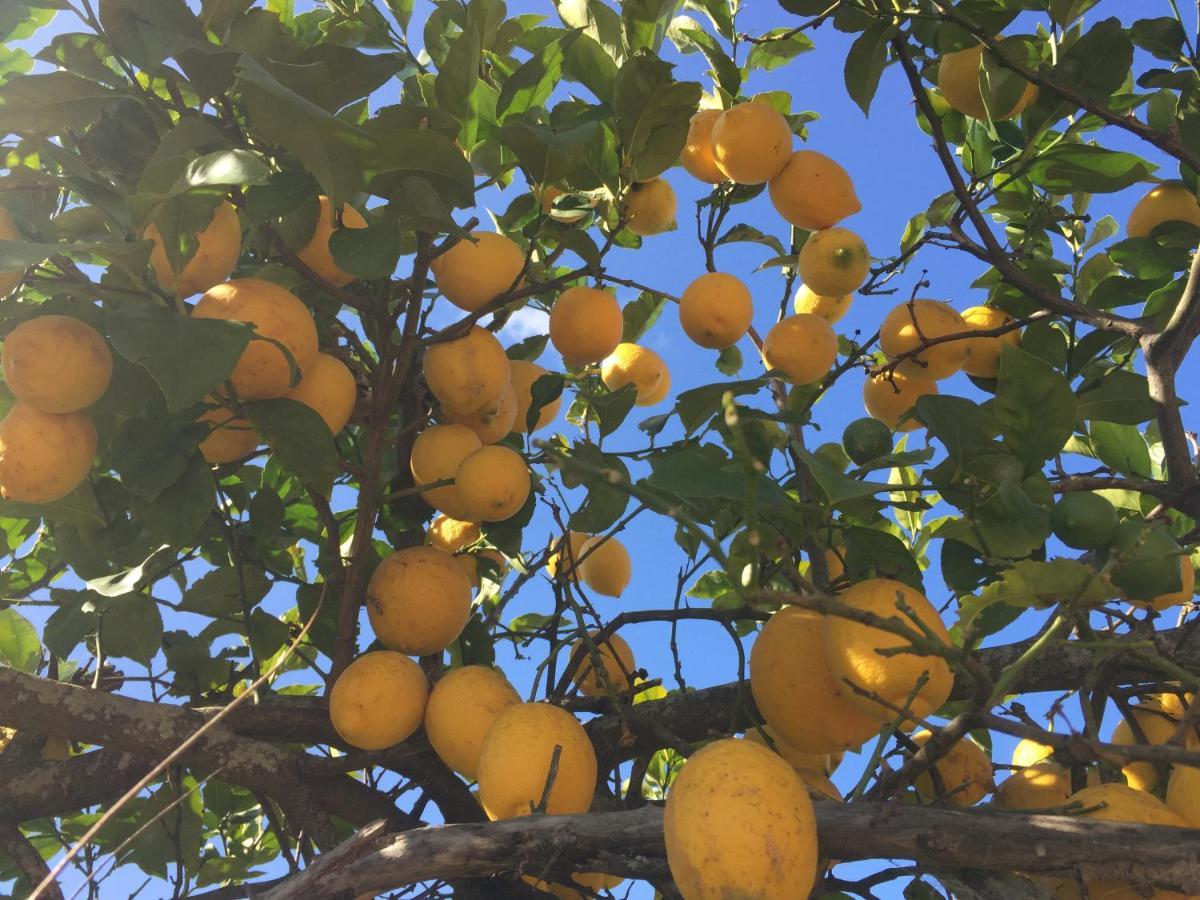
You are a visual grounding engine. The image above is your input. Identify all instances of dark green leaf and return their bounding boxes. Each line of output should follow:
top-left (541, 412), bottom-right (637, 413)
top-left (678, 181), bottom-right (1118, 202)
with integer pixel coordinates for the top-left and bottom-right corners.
top-left (246, 398), bottom-right (337, 492)
top-left (843, 525), bottom-right (923, 591)
top-left (131, 458), bottom-right (215, 547)
top-left (843, 22), bottom-right (892, 116)
top-left (329, 219), bottom-right (401, 280)
top-left (622, 291), bottom-right (667, 342)
top-left (994, 345), bottom-right (1076, 467)
top-left (1131, 17), bottom-right (1187, 61)
top-left (100, 594), bottom-right (163, 664)
top-left (0, 71), bottom-right (119, 134)
top-left (1076, 370), bottom-right (1157, 424)
top-left (612, 52), bottom-right (701, 180)
top-left (497, 32), bottom-right (574, 122)
top-left (1089, 421), bottom-right (1152, 477)
top-left (1027, 145), bottom-right (1156, 194)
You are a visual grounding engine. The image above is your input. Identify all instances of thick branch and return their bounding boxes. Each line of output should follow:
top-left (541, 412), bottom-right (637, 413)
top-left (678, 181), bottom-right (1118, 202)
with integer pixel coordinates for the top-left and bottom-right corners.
top-left (0, 823), bottom-right (64, 900)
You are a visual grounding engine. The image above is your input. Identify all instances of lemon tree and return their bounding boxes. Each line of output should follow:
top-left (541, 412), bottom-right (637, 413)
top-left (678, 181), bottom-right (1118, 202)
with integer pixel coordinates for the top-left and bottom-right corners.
top-left (1, 1), bottom-right (1200, 899)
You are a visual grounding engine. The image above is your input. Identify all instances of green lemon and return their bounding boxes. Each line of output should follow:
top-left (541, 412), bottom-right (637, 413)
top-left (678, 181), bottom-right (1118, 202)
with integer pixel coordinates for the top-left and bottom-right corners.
top-left (842, 417), bottom-right (892, 464)
top-left (1050, 492), bottom-right (1119, 550)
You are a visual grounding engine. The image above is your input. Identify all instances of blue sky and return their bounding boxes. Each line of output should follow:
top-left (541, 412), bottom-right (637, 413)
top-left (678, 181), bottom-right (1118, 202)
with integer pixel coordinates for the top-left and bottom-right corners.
top-left (9, 0), bottom-right (1195, 898)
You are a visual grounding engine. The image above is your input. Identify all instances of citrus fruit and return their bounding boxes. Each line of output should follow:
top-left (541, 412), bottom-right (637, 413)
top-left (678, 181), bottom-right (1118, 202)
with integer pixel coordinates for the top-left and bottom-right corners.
top-left (623, 178), bottom-right (676, 236)
top-left (1011, 737), bottom-right (1054, 768)
top-left (423, 665), bottom-right (520, 779)
top-left (422, 325), bottom-right (510, 415)
top-left (937, 40), bottom-right (1038, 121)
top-left (760, 314), bottom-right (838, 384)
top-left (1127, 180), bottom-right (1200, 238)
top-left (282, 351), bottom-right (356, 435)
top-left (993, 763), bottom-right (1071, 810)
top-left (546, 531), bottom-right (587, 581)
top-left (842, 417), bottom-right (893, 463)
top-left (793, 284), bottom-right (852, 323)
top-left (1166, 764), bottom-right (1200, 827)
top-left (879, 299), bottom-right (969, 380)
top-left (910, 730), bottom-right (994, 806)
top-left (2, 315), bottom-right (113, 413)
top-left (768, 150), bottom-right (861, 230)
top-left (1106, 520), bottom-right (1186, 603)
top-left (328, 651), bottom-right (428, 750)
top-left (744, 725), bottom-right (842, 777)
top-left (679, 272), bottom-right (753, 349)
top-left (1144, 555), bottom-right (1196, 611)
top-left (680, 108), bottom-right (725, 184)
top-left (710, 101), bottom-right (793, 185)
top-left (430, 230), bottom-right (526, 312)
top-left (454, 444), bottom-right (530, 522)
top-left (0, 404), bottom-right (96, 503)
top-left (600, 342), bottom-right (670, 406)
top-left (577, 534), bottom-right (631, 597)
top-left (445, 381), bottom-right (518, 443)
top-left (295, 196), bottom-right (368, 288)
top-left (797, 227), bottom-right (870, 297)
top-left (366, 545), bottom-right (473, 656)
top-left (409, 422), bottom-right (482, 520)
top-left (549, 286), bottom-right (623, 366)
top-left (1050, 492), bottom-right (1119, 550)
top-left (509, 359), bottom-right (561, 433)
top-left (862, 371), bottom-right (938, 431)
top-left (569, 631), bottom-right (636, 697)
top-left (198, 400), bottom-right (259, 465)
top-left (146, 201), bottom-right (241, 297)
top-left (959, 305), bottom-right (1020, 378)
top-left (1110, 705), bottom-right (1178, 792)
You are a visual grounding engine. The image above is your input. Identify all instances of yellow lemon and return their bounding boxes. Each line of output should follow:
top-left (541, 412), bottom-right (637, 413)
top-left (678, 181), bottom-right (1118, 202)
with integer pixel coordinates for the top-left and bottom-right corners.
top-left (600, 342), bottom-right (670, 406)
top-left (679, 272), bottom-right (753, 349)
top-left (282, 351), bottom-right (356, 434)
top-left (744, 725), bottom-right (841, 777)
top-left (146, 201), bottom-right (241, 297)
top-left (428, 513), bottom-right (481, 554)
top-left (2, 315), bottom-right (113, 413)
top-left (366, 546), bottom-right (473, 656)
top-left (1012, 737), bottom-right (1055, 768)
top-left (710, 101), bottom-right (793, 185)
top-left (446, 381), bottom-right (518, 444)
top-left (1127, 180), bottom-right (1200, 238)
top-left (431, 230), bottom-right (526, 312)
top-left (549, 286), bottom-right (623, 366)
top-left (761, 314), bottom-right (838, 385)
top-left (409, 423), bottom-right (482, 520)
top-left (328, 651), bottom-right (428, 750)
top-left (424, 665), bottom-right (521, 779)
top-left (794, 284), bottom-right (852, 324)
top-left (454, 444), bottom-right (530, 522)
top-left (0, 404), bottom-right (96, 503)
top-left (680, 108), bottom-right (725, 184)
top-left (193, 278), bottom-right (318, 400)
top-left (198, 400), bottom-right (259, 465)
top-left (569, 631), bottom-right (636, 697)
top-left (910, 730), bottom-right (994, 806)
top-left (994, 763), bottom-right (1072, 810)
top-left (509, 359), bottom-right (561, 433)
top-left (879, 299), bottom-right (969, 380)
top-left (1110, 706), bottom-right (1179, 792)
top-left (422, 325), bottom-right (510, 416)
top-left (768, 150), bottom-right (861, 230)
top-left (862, 371), bottom-right (938, 431)
top-left (576, 534), bottom-right (631, 597)
top-left (937, 41), bottom-right (1038, 121)
top-left (547, 531), bottom-right (588, 581)
top-left (1166, 764), bottom-right (1200, 827)
top-left (960, 305), bottom-right (1020, 378)
top-left (295, 196), bottom-right (368, 287)
top-left (623, 178), bottom-right (676, 236)
top-left (797, 227), bottom-right (870, 297)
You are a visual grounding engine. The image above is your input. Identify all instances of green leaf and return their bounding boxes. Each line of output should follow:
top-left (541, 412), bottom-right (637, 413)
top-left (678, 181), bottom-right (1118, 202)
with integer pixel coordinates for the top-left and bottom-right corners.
top-left (370, 128), bottom-right (475, 209)
top-left (100, 594), bottom-right (163, 664)
top-left (234, 54), bottom-right (377, 207)
top-left (972, 482), bottom-right (1052, 559)
top-left (1076, 370), bottom-right (1157, 424)
top-left (131, 458), bottom-right (215, 547)
top-left (715, 223), bottom-right (785, 257)
top-left (994, 345), bottom-right (1076, 467)
top-left (527, 373), bottom-right (565, 431)
top-left (622, 291), bottom-right (667, 342)
top-left (646, 445), bottom-right (773, 501)
top-left (497, 32), bottom-right (574, 122)
top-left (746, 28), bottom-right (813, 74)
top-left (1130, 17), bottom-right (1187, 61)
top-left (0, 71), bottom-right (119, 134)
top-left (669, 20), bottom-right (740, 96)
top-left (915, 395), bottom-right (1000, 462)
top-left (506, 333), bottom-right (550, 361)
top-left (622, 0), bottom-right (679, 52)
top-left (1050, 17), bottom-right (1133, 105)
top-left (180, 567), bottom-right (270, 617)
top-left (843, 22), bottom-right (892, 116)
top-left (43, 591), bottom-right (95, 660)
top-left (1089, 421), bottom-right (1152, 477)
top-left (246, 398), bottom-right (337, 492)
top-left (0, 607), bottom-right (41, 672)
top-left (560, 443), bottom-right (631, 532)
top-left (674, 377), bottom-right (768, 433)
top-left (843, 525), bottom-right (923, 591)
top-left (0, 482), bottom-right (104, 527)
top-left (108, 307), bottom-right (252, 412)
top-left (1026, 145), bottom-right (1156, 194)
top-left (184, 149), bottom-right (270, 188)
top-left (612, 52), bottom-right (702, 181)
top-left (329, 219), bottom-right (401, 280)
top-left (796, 448), bottom-right (891, 507)
top-left (111, 416), bottom-right (205, 501)
top-left (500, 116), bottom-right (604, 187)
top-left (960, 559), bottom-right (1114, 629)
top-left (592, 382), bottom-right (639, 437)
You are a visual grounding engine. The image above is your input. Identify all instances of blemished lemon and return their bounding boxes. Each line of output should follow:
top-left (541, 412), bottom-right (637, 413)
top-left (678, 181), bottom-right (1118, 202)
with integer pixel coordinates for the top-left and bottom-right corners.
top-left (937, 41), bottom-right (1038, 121)
top-left (823, 578), bottom-right (954, 724)
top-left (623, 178), bottom-right (676, 236)
top-left (445, 381), bottom-right (518, 443)
top-left (879, 299), bottom-right (969, 380)
top-left (295, 196), bottom-right (368, 288)
top-left (0, 404), bottom-right (96, 503)
top-left (959, 305), bottom-right (1020, 378)
top-left (476, 702), bottom-right (597, 819)
top-left (282, 352), bottom-right (356, 435)
top-left (797, 227), bottom-right (870, 297)
top-left (862, 371), bottom-right (938, 431)
top-left (761, 314), bottom-right (838, 385)
top-left (422, 325), bottom-right (510, 415)
top-left (509, 359), bottom-right (561, 433)
top-left (424, 665), bottom-right (520, 779)
top-left (994, 763), bottom-right (1071, 810)
top-left (710, 101), bottom-right (793, 185)
top-left (679, 272), bottom-right (753, 349)
top-left (569, 631), bottom-right (636, 697)
top-left (146, 201), bottom-right (241, 297)
top-left (454, 444), bottom-right (530, 522)
top-left (549, 286), bottom-right (623, 366)
top-left (751, 605), bottom-right (881, 753)
top-left (680, 109), bottom-right (725, 184)
top-left (366, 545), bottom-right (474, 656)
top-left (1127, 180), bottom-right (1200, 238)
top-left (576, 534), bottom-right (631, 597)
top-left (0, 207), bottom-right (24, 297)
top-left (431, 230), bottom-right (526, 312)
top-left (769, 150), bottom-right (861, 230)
top-left (2, 315), bottom-right (113, 413)
top-left (198, 401), bottom-right (259, 465)
top-left (193, 278), bottom-right (319, 400)
top-left (409, 423), bottom-right (483, 520)
top-left (794, 284), bottom-right (852, 323)
top-left (910, 730), bottom-right (994, 806)
top-left (664, 739), bottom-right (817, 897)
top-left (328, 651), bottom-right (428, 751)
top-left (600, 343), bottom-right (670, 406)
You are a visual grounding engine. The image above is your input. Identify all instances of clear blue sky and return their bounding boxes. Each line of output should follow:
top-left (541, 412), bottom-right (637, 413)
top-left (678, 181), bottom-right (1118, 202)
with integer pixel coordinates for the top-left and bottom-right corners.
top-left (10, 1), bottom-right (1192, 898)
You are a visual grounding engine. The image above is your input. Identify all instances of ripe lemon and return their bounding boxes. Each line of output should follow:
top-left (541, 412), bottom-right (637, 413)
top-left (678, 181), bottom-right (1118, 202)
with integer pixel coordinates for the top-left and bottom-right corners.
top-left (744, 725), bottom-right (841, 777)
top-left (282, 351), bottom-right (356, 435)
top-left (146, 201), bottom-right (241, 297)
top-left (679, 272), bottom-right (753, 349)
top-left (569, 631), bottom-right (635, 697)
top-left (431, 230), bottom-right (526, 312)
top-left (794, 284), bottom-right (852, 323)
top-left (428, 513), bottom-right (481, 554)
top-left (1050, 492), bottom-right (1119, 551)
top-left (0, 207), bottom-right (24, 297)
top-left (546, 531), bottom-right (587, 581)
top-left (0, 404), bottom-right (96, 503)
top-left (446, 381), bottom-right (517, 443)
top-left (937, 41), bottom-right (1038, 121)
top-left (994, 763), bottom-right (1071, 809)
top-left (1110, 706), bottom-right (1179, 792)
top-left (1012, 736), bottom-right (1055, 768)
top-left (750, 605), bottom-right (880, 753)
top-left (797, 227), bottom-right (870, 297)
top-left (600, 342), bottom-right (670, 406)
top-left (422, 325), bottom-right (510, 416)
top-left (761, 314), bottom-right (838, 385)
top-left (910, 730), bottom-right (994, 806)
top-left (193, 278), bottom-right (319, 400)
top-left (366, 545), bottom-right (473, 656)
top-left (577, 534), bottom-right (631, 597)
top-left (680, 108), bottom-right (725, 184)
top-left (509, 359), bottom-right (560, 433)
top-left (424, 665), bottom-right (521, 779)
top-left (710, 101), bottom-right (793, 185)
top-left (823, 578), bottom-right (954, 724)
top-left (879, 300), bottom-right (969, 380)
top-left (1166, 764), bottom-right (1200, 827)
top-left (769, 150), bottom-right (861, 230)
top-left (198, 400), bottom-right (259, 465)
top-left (959, 305), bottom-right (1020, 378)
top-left (862, 371), bottom-right (938, 431)
top-left (1127, 180), bottom-right (1200, 238)
top-left (549, 286), bottom-right (623, 366)
top-left (454, 444), bottom-right (530, 522)
top-left (409, 423), bottom-right (482, 520)
top-left (476, 702), bottom-right (597, 819)
top-left (2, 315), bottom-right (113, 413)
top-left (328, 650), bottom-right (428, 750)
top-left (296, 196), bottom-right (368, 287)
top-left (663, 738), bottom-right (817, 897)
top-left (1140, 555), bottom-right (1196, 612)
top-left (623, 178), bottom-right (676, 236)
